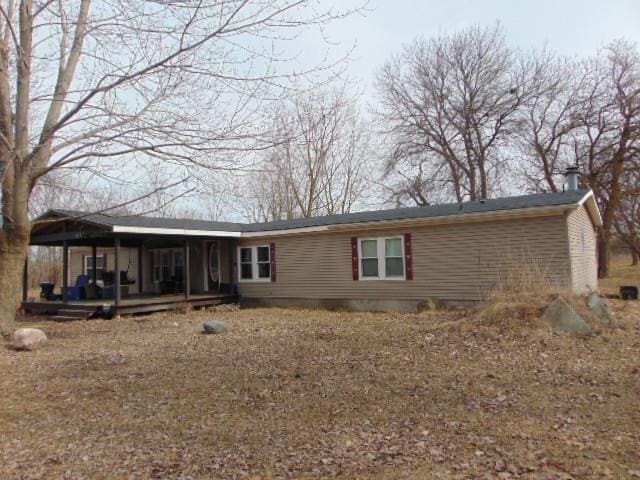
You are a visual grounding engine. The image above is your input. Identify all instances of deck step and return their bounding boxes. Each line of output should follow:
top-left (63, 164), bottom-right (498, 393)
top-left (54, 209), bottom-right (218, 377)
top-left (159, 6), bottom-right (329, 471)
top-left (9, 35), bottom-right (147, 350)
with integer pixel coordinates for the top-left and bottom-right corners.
top-left (50, 315), bottom-right (89, 321)
top-left (56, 309), bottom-right (94, 319)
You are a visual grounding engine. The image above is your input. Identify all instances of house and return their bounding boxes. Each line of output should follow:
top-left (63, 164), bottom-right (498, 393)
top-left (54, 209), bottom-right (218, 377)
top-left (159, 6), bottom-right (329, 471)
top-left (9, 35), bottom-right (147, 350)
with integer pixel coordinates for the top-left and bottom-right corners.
top-left (26, 183), bottom-right (601, 316)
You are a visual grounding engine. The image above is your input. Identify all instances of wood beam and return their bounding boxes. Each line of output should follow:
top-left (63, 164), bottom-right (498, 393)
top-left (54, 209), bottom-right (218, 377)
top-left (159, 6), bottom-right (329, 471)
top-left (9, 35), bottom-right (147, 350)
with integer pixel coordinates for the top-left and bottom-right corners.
top-left (138, 244), bottom-right (143, 295)
top-left (62, 241), bottom-right (69, 304)
top-left (184, 238), bottom-right (190, 300)
top-left (91, 245), bottom-right (97, 284)
top-left (114, 237), bottom-right (121, 312)
top-left (30, 231), bottom-right (106, 245)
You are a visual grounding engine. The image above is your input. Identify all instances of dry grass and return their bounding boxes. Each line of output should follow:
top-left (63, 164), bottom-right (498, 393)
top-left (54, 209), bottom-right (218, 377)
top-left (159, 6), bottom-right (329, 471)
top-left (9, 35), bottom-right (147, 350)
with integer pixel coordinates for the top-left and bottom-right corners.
top-left (472, 257), bottom-right (577, 334)
top-left (600, 255), bottom-right (640, 296)
top-left (1, 263), bottom-right (639, 479)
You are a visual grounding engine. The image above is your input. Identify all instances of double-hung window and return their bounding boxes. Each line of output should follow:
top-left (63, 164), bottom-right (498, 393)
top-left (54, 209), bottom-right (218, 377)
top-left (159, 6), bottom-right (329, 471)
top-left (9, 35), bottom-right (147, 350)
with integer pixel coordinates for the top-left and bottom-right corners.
top-left (152, 250), bottom-right (173, 282)
top-left (238, 245), bottom-right (271, 281)
top-left (359, 237), bottom-right (405, 280)
top-left (84, 254), bottom-right (105, 280)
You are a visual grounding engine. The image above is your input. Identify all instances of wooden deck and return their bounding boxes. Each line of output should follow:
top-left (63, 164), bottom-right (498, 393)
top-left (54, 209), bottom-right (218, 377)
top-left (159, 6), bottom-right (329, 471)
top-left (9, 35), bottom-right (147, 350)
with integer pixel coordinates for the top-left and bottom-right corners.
top-left (23, 293), bottom-right (237, 318)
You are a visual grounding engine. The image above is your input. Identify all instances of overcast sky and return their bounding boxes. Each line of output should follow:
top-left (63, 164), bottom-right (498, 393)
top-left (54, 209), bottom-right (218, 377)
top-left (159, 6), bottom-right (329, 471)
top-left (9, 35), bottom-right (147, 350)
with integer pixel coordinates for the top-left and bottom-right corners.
top-left (320, 0), bottom-right (640, 100)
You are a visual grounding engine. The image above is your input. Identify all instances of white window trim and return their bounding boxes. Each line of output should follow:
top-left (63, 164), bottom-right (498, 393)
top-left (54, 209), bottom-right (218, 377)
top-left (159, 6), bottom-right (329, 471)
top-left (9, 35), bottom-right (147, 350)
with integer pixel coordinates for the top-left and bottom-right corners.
top-left (237, 245), bottom-right (271, 282)
top-left (84, 254), bottom-right (105, 275)
top-left (358, 236), bottom-right (406, 281)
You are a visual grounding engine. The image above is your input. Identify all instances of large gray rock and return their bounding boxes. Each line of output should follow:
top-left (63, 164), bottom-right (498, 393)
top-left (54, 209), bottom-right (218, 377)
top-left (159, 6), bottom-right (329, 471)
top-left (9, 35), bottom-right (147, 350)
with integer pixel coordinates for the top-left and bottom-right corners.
top-left (541, 297), bottom-right (592, 335)
top-left (10, 328), bottom-right (47, 351)
top-left (203, 320), bottom-right (229, 334)
top-left (586, 293), bottom-right (613, 325)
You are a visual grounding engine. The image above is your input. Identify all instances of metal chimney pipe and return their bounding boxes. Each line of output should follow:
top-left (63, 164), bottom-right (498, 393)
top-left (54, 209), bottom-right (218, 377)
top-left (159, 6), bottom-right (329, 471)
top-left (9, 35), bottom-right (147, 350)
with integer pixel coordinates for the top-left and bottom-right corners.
top-left (565, 165), bottom-right (580, 191)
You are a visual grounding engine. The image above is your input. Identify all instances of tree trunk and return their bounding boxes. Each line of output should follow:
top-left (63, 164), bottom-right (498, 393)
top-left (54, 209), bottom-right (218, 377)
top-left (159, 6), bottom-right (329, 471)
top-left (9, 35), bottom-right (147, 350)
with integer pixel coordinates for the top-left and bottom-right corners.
top-left (0, 160), bottom-right (32, 336)
top-left (632, 250), bottom-right (639, 266)
top-left (0, 230), bottom-right (29, 336)
top-left (597, 230), bottom-right (611, 279)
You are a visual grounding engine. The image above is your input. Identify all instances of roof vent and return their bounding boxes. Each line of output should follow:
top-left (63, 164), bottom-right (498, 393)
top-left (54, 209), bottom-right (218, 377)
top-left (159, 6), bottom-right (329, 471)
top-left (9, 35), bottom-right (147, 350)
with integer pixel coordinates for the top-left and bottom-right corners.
top-left (564, 165), bottom-right (580, 191)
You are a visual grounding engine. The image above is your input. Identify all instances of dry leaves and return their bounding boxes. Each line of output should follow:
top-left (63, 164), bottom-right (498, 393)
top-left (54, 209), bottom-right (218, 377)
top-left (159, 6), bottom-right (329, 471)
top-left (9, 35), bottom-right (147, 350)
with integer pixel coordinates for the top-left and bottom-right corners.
top-left (0, 298), bottom-right (639, 479)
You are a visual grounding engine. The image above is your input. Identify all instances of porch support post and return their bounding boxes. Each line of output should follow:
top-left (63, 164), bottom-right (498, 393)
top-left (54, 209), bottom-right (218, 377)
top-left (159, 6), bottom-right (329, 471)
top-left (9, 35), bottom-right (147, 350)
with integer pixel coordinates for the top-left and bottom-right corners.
top-left (230, 239), bottom-right (235, 295)
top-left (62, 241), bottom-right (69, 304)
top-left (138, 244), bottom-right (143, 295)
top-left (184, 238), bottom-right (190, 300)
top-left (22, 255), bottom-right (28, 302)
top-left (91, 245), bottom-right (97, 284)
top-left (114, 237), bottom-right (121, 312)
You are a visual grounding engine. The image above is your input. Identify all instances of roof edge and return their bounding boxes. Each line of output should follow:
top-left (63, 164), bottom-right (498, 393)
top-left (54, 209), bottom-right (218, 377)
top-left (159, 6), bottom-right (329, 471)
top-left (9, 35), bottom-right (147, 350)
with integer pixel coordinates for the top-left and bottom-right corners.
top-left (111, 225), bottom-right (242, 238)
top-left (33, 209), bottom-right (114, 230)
top-left (241, 203), bottom-right (575, 238)
top-left (577, 190), bottom-right (603, 227)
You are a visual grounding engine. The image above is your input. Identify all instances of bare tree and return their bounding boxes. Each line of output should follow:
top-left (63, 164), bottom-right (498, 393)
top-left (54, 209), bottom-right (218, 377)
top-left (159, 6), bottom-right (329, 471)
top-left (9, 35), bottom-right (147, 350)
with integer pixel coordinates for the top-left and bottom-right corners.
top-left (0, 0), bottom-right (365, 335)
top-left (246, 87), bottom-right (371, 221)
top-left (615, 168), bottom-right (640, 265)
top-left (571, 40), bottom-right (640, 277)
top-left (376, 24), bottom-right (534, 204)
top-left (515, 54), bottom-right (588, 192)
top-left (511, 40), bottom-right (640, 277)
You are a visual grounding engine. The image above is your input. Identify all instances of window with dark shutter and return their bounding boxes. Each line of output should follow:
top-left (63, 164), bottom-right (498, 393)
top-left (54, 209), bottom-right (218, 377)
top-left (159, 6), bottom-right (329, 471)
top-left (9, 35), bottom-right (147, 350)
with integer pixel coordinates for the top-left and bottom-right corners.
top-left (354, 236), bottom-right (407, 280)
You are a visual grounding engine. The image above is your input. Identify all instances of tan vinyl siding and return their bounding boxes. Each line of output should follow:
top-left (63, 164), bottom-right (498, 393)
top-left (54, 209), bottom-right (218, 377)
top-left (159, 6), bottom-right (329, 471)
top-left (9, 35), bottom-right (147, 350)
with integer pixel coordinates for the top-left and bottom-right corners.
top-left (567, 205), bottom-right (598, 292)
top-left (238, 213), bottom-right (572, 302)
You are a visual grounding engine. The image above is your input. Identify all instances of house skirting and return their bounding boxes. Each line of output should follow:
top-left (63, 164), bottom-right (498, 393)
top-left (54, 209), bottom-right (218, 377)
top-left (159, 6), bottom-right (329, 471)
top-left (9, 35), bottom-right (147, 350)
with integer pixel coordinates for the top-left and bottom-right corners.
top-left (239, 296), bottom-right (477, 312)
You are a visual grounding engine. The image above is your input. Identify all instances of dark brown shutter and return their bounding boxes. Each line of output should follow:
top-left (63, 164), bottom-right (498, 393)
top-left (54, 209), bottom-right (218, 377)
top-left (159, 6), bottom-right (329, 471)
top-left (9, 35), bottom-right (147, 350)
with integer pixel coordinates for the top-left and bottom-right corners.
top-left (404, 233), bottom-right (413, 280)
top-left (270, 243), bottom-right (276, 282)
top-left (351, 237), bottom-right (359, 280)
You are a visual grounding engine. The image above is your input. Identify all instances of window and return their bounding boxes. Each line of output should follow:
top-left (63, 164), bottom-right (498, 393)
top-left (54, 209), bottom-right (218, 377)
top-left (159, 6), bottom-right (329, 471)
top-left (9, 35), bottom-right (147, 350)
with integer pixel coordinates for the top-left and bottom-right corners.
top-left (360, 240), bottom-right (379, 277)
top-left (238, 245), bottom-right (271, 281)
top-left (240, 247), bottom-right (253, 280)
top-left (152, 249), bottom-right (176, 282)
top-left (358, 237), bottom-right (405, 280)
top-left (84, 254), bottom-right (105, 280)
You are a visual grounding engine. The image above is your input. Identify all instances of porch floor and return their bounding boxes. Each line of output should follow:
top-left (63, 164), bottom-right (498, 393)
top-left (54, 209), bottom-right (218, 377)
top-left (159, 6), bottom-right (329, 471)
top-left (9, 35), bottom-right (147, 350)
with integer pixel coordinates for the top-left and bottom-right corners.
top-left (23, 293), bottom-right (237, 317)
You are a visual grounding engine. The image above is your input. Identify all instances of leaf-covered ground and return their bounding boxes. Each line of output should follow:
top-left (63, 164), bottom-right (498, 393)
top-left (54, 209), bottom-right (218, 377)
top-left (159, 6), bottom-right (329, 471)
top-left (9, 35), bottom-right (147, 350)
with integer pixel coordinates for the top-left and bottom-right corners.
top-left (1, 295), bottom-right (639, 480)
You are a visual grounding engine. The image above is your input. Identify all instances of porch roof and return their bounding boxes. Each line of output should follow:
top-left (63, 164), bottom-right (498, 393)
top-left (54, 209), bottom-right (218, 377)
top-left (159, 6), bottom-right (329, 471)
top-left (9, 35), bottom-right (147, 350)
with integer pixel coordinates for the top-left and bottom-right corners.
top-left (30, 209), bottom-right (244, 246)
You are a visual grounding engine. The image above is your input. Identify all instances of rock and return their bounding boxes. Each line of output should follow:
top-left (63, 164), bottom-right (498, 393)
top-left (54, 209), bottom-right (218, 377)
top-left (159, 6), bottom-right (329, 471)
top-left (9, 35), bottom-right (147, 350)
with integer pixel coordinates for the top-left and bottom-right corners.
top-left (10, 328), bottom-right (47, 351)
top-left (620, 285), bottom-right (639, 300)
top-left (541, 297), bottom-right (592, 335)
top-left (203, 320), bottom-right (229, 334)
top-left (586, 293), bottom-right (613, 325)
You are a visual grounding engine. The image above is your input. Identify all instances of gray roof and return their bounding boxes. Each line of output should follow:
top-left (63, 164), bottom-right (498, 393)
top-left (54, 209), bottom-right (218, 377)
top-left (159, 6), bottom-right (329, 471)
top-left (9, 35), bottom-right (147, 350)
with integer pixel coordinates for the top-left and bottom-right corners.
top-left (44, 189), bottom-right (590, 234)
top-left (242, 189), bottom-right (589, 232)
top-left (46, 209), bottom-right (246, 232)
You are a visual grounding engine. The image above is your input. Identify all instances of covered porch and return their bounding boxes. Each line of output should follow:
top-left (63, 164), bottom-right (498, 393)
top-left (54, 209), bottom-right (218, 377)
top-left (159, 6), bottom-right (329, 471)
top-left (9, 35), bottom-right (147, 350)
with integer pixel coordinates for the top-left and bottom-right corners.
top-left (25, 210), bottom-right (241, 318)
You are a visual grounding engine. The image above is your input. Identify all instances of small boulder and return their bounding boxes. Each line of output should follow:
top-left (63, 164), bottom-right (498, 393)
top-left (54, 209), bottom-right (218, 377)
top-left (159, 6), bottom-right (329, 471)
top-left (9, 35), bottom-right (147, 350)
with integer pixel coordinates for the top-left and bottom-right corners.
top-left (586, 293), bottom-right (613, 325)
top-left (203, 320), bottom-right (229, 334)
top-left (541, 297), bottom-right (591, 335)
top-left (10, 328), bottom-right (47, 351)
top-left (620, 285), bottom-right (639, 300)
